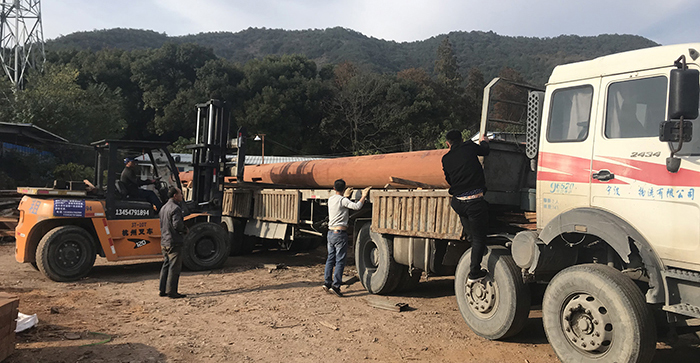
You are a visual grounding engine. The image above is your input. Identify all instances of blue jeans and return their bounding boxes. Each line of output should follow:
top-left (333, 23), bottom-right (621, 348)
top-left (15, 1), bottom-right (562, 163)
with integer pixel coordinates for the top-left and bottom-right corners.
top-left (324, 230), bottom-right (348, 288)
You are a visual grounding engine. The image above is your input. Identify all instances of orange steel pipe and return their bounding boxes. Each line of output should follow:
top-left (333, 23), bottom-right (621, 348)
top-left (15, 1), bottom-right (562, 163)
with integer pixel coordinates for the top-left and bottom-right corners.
top-left (242, 149), bottom-right (450, 188)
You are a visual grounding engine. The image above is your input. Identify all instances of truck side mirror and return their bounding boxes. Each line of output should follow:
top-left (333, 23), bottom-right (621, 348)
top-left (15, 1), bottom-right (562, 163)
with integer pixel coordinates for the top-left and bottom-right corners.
top-left (669, 68), bottom-right (699, 120)
top-left (664, 58), bottom-right (700, 173)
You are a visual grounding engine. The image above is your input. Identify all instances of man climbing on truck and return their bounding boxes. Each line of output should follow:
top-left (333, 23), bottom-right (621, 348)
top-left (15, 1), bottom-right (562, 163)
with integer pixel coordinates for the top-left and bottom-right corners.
top-left (442, 130), bottom-right (490, 284)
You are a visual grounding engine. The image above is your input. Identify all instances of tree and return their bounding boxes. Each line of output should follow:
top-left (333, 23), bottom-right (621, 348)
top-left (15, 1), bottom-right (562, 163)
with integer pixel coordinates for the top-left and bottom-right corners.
top-left (238, 55), bottom-right (332, 155)
top-left (465, 67), bottom-right (486, 127)
top-left (434, 36), bottom-right (463, 88)
top-left (130, 43), bottom-right (218, 138)
top-left (15, 64), bottom-right (127, 144)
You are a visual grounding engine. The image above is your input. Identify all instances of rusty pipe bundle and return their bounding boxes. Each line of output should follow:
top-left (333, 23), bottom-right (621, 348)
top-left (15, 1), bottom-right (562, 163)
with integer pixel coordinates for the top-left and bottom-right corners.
top-left (242, 149), bottom-right (450, 188)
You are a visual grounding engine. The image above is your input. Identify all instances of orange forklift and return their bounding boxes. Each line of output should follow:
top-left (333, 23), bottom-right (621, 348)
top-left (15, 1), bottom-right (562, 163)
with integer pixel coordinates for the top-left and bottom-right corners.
top-left (14, 100), bottom-right (235, 281)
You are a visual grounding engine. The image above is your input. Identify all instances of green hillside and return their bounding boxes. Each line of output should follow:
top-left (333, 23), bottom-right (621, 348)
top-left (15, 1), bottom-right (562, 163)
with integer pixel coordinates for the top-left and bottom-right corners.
top-left (47, 27), bottom-right (658, 85)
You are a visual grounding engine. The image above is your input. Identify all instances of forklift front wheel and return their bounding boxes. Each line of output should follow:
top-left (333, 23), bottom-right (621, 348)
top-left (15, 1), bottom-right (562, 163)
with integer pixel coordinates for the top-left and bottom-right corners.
top-left (36, 225), bottom-right (97, 282)
top-left (182, 222), bottom-right (230, 271)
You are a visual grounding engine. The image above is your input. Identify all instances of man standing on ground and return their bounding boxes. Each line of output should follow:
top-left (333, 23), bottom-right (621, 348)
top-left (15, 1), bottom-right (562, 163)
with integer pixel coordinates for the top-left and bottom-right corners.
top-left (159, 187), bottom-right (187, 299)
top-left (441, 130), bottom-right (490, 284)
top-left (323, 179), bottom-right (371, 297)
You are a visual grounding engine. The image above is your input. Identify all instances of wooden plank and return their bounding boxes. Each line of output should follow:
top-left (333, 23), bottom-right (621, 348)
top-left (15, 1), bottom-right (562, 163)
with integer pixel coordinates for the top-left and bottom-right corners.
top-left (392, 196), bottom-right (401, 230)
top-left (427, 197), bottom-right (437, 233)
top-left (440, 196), bottom-right (450, 234)
top-left (406, 197), bottom-right (413, 232)
top-left (400, 196), bottom-right (408, 231)
top-left (0, 294), bottom-right (18, 362)
top-left (365, 295), bottom-right (410, 312)
top-left (372, 195), bottom-right (380, 229)
top-left (389, 176), bottom-right (442, 189)
top-left (380, 196), bottom-right (387, 230)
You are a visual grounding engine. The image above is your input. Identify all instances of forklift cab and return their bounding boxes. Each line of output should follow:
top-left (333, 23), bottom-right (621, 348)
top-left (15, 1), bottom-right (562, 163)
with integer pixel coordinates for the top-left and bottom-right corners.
top-left (91, 140), bottom-right (182, 220)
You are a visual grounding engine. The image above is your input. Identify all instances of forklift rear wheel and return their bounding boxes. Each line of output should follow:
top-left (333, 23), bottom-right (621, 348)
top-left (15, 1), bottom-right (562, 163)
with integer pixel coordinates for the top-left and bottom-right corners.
top-left (183, 222), bottom-right (230, 271)
top-left (36, 225), bottom-right (97, 282)
top-left (354, 224), bottom-right (401, 295)
top-left (455, 246), bottom-right (531, 340)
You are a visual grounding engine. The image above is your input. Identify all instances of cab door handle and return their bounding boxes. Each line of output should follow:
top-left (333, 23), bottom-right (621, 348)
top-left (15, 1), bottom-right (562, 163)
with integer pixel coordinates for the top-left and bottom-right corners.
top-left (592, 169), bottom-right (615, 181)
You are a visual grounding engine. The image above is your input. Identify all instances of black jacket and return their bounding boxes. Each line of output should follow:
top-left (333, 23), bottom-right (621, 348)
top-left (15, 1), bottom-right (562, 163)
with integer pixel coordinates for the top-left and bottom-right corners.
top-left (159, 199), bottom-right (186, 248)
top-left (441, 140), bottom-right (490, 196)
top-left (120, 166), bottom-right (149, 197)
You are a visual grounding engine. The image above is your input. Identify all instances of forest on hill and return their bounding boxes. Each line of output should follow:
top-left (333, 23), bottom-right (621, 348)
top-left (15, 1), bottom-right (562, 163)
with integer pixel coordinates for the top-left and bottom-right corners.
top-left (0, 27), bottom-right (658, 187)
top-left (47, 27), bottom-right (658, 86)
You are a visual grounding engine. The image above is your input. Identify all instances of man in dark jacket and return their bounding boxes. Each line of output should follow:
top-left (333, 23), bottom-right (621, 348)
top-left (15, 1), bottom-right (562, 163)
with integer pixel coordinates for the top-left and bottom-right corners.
top-left (121, 157), bottom-right (162, 211)
top-left (159, 187), bottom-right (187, 299)
top-left (441, 130), bottom-right (490, 284)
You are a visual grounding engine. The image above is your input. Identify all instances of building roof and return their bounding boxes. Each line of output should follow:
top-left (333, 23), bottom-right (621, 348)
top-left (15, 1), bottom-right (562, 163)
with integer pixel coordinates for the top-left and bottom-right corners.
top-left (0, 122), bottom-right (68, 145)
top-left (167, 153), bottom-right (325, 166)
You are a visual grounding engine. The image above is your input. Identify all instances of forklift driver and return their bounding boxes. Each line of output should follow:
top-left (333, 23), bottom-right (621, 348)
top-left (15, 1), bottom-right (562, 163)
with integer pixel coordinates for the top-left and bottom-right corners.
top-left (121, 157), bottom-right (163, 212)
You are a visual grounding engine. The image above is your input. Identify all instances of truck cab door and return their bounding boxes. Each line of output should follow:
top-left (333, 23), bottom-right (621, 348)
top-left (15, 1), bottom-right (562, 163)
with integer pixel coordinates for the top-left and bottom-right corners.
top-left (537, 80), bottom-right (598, 227)
top-left (592, 70), bottom-right (700, 269)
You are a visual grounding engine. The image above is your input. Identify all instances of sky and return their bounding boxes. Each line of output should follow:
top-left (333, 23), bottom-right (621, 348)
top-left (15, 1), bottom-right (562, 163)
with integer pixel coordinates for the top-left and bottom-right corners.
top-left (41, 0), bottom-right (700, 46)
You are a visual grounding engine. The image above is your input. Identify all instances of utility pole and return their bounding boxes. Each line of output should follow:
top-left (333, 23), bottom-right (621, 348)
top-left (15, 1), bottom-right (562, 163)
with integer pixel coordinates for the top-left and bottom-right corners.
top-left (0, 0), bottom-right (45, 91)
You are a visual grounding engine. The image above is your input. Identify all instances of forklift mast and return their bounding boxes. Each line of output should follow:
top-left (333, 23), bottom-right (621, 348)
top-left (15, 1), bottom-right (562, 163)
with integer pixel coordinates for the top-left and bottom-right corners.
top-left (188, 100), bottom-right (230, 219)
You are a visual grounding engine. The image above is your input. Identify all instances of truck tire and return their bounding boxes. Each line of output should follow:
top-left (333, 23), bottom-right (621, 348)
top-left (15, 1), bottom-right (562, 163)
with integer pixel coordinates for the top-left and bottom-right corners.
top-left (455, 246), bottom-right (531, 340)
top-left (355, 224), bottom-right (401, 294)
top-left (182, 222), bottom-right (230, 271)
top-left (36, 226), bottom-right (97, 282)
top-left (395, 267), bottom-right (422, 293)
top-left (542, 264), bottom-right (656, 363)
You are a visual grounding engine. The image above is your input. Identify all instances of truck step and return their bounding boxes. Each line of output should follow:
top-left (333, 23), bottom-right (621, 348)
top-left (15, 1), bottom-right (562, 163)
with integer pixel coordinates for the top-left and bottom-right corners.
top-left (664, 268), bottom-right (700, 284)
top-left (663, 303), bottom-right (700, 319)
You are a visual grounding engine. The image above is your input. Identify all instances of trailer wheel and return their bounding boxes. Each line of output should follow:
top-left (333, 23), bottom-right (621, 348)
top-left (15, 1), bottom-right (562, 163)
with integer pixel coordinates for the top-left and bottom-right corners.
top-left (455, 246), bottom-right (531, 340)
top-left (182, 222), bottom-right (230, 271)
top-left (355, 224), bottom-right (401, 294)
top-left (222, 217), bottom-right (251, 256)
top-left (36, 226), bottom-right (97, 282)
top-left (542, 264), bottom-right (656, 363)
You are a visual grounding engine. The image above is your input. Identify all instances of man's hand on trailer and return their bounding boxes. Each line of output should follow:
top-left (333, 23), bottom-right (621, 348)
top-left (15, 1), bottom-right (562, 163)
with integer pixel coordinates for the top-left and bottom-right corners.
top-left (343, 187), bottom-right (354, 198)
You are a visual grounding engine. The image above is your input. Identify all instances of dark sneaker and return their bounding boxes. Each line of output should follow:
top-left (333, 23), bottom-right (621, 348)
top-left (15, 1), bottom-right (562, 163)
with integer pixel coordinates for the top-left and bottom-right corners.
top-left (467, 269), bottom-right (488, 285)
top-left (168, 293), bottom-right (187, 299)
top-left (159, 292), bottom-right (167, 297)
top-left (330, 286), bottom-right (343, 297)
top-left (321, 284), bottom-right (331, 294)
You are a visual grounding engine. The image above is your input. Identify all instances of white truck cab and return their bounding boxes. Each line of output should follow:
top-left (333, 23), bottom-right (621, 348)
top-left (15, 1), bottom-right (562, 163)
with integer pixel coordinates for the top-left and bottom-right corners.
top-left (505, 43), bottom-right (700, 362)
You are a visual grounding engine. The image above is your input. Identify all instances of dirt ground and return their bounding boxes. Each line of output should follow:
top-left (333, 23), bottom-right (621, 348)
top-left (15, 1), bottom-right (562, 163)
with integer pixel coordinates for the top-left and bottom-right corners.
top-left (1, 242), bottom-right (699, 363)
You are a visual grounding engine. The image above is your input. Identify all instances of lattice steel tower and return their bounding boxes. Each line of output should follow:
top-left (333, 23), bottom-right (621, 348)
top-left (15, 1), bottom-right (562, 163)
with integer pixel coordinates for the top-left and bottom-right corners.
top-left (0, 0), bottom-right (45, 90)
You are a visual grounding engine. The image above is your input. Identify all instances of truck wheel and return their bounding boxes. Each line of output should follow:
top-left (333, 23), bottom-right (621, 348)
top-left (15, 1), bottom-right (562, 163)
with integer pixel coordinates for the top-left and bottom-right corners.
top-left (182, 222), bottom-right (230, 271)
top-left (36, 226), bottom-right (97, 282)
top-left (455, 246), bottom-right (531, 340)
top-left (395, 267), bottom-right (422, 293)
top-left (542, 264), bottom-right (656, 363)
top-left (354, 224), bottom-right (401, 294)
